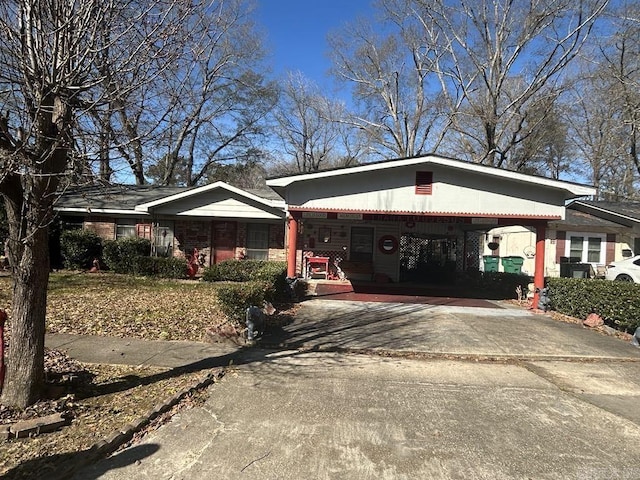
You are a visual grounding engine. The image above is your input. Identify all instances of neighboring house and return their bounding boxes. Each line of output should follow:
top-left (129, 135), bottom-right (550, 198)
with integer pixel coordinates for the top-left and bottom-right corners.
top-left (54, 182), bottom-right (287, 266)
top-left (484, 200), bottom-right (640, 277)
top-left (266, 154), bottom-right (596, 298)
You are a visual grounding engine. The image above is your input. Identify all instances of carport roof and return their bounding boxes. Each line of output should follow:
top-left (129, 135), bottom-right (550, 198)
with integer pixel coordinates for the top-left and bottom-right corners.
top-left (266, 154), bottom-right (597, 198)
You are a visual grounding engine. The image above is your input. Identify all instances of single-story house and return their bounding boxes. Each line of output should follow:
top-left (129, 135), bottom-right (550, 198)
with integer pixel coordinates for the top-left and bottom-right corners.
top-left (266, 154), bottom-right (596, 304)
top-left (54, 181), bottom-right (287, 266)
top-left (484, 200), bottom-right (640, 277)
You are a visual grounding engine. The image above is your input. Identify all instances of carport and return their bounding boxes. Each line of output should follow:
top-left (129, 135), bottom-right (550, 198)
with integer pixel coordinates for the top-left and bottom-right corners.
top-left (267, 154), bottom-right (596, 307)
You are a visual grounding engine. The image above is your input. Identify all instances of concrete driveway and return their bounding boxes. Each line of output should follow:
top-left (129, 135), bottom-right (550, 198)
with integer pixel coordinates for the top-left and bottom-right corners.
top-left (74, 300), bottom-right (640, 480)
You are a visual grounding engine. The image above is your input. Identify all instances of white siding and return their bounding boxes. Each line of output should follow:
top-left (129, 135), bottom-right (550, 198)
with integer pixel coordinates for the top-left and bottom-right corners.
top-left (372, 222), bottom-right (401, 281)
top-left (286, 165), bottom-right (566, 219)
top-left (150, 190), bottom-right (284, 220)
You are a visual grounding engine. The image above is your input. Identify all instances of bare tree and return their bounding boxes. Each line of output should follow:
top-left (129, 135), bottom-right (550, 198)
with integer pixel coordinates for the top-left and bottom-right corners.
top-left (349, 0), bottom-right (606, 168)
top-left (272, 71), bottom-right (357, 173)
top-left (329, 16), bottom-right (447, 159)
top-left (599, 2), bottom-right (640, 185)
top-left (565, 2), bottom-right (640, 199)
top-left (0, 0), bottom-right (189, 408)
top-left (94, 0), bottom-right (277, 186)
top-left (510, 96), bottom-right (573, 179)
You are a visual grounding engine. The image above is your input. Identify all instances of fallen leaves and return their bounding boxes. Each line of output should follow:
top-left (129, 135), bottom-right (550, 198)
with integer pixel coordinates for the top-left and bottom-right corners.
top-left (0, 272), bottom-right (227, 342)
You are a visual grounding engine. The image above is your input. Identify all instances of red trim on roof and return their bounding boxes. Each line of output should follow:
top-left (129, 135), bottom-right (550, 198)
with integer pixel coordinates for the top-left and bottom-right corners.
top-left (288, 206), bottom-right (561, 220)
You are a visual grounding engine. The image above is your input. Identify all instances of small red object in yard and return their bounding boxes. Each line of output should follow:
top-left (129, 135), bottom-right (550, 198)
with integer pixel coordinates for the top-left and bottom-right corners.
top-left (583, 313), bottom-right (604, 328)
top-left (187, 248), bottom-right (200, 278)
top-left (0, 309), bottom-right (6, 394)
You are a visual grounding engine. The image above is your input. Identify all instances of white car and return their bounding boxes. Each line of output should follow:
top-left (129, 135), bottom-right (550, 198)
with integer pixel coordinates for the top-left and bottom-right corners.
top-left (605, 255), bottom-right (640, 283)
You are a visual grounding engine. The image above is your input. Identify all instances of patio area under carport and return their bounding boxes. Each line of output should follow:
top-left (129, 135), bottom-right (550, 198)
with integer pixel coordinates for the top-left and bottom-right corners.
top-left (306, 278), bottom-right (514, 308)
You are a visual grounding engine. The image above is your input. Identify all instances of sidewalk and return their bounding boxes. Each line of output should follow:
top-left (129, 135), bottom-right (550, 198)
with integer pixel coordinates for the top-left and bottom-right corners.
top-left (47, 301), bottom-right (640, 368)
top-left (45, 333), bottom-right (261, 370)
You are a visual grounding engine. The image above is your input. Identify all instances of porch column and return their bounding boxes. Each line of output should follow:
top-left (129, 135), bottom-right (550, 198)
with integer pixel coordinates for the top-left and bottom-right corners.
top-left (533, 223), bottom-right (546, 309)
top-left (287, 215), bottom-right (298, 278)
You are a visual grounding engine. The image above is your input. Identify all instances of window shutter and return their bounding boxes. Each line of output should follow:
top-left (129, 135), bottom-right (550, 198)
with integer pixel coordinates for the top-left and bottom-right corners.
top-left (415, 171), bottom-right (433, 195)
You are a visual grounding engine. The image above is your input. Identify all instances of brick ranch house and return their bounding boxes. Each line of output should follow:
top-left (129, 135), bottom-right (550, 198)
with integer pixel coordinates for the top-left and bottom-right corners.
top-left (54, 182), bottom-right (287, 266)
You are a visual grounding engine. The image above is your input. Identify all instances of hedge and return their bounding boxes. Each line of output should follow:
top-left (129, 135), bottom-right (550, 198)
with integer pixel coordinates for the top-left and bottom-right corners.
top-left (547, 277), bottom-right (640, 332)
top-left (207, 260), bottom-right (289, 325)
top-left (129, 256), bottom-right (188, 279)
top-left (215, 281), bottom-right (275, 324)
top-left (459, 271), bottom-right (532, 300)
top-left (103, 237), bottom-right (152, 273)
top-left (60, 229), bottom-right (102, 270)
top-left (102, 237), bottom-right (187, 278)
top-left (202, 260), bottom-right (286, 283)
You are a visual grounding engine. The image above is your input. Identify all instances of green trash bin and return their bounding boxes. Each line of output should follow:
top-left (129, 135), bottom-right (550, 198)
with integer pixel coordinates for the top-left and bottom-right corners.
top-left (501, 256), bottom-right (524, 274)
top-left (483, 255), bottom-right (499, 272)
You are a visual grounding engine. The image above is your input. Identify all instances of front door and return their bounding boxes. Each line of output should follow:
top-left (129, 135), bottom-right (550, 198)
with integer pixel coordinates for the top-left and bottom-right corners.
top-left (213, 221), bottom-right (237, 264)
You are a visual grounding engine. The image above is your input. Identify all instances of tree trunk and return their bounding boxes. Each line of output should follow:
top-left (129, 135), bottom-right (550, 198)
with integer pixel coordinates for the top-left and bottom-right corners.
top-left (1, 227), bottom-right (50, 407)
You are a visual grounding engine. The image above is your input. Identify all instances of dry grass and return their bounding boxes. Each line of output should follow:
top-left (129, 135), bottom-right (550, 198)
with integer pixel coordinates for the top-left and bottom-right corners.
top-left (43, 272), bottom-right (225, 341)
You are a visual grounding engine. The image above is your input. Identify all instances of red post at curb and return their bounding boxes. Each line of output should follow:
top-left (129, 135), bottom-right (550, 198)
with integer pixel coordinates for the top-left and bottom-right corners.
top-left (0, 309), bottom-right (6, 394)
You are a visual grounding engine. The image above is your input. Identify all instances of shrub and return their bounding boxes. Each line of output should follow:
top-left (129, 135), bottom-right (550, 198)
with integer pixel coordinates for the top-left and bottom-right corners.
top-left (547, 277), bottom-right (640, 332)
top-left (460, 271), bottom-right (532, 300)
top-left (211, 261), bottom-right (289, 324)
top-left (154, 257), bottom-right (189, 279)
top-left (215, 281), bottom-right (273, 324)
top-left (60, 229), bottom-right (102, 270)
top-left (103, 237), bottom-right (151, 273)
top-left (202, 259), bottom-right (274, 282)
top-left (202, 260), bottom-right (288, 299)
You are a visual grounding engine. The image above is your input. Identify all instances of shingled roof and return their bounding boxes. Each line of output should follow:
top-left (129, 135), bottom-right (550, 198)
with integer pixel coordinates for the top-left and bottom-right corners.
top-left (568, 200), bottom-right (640, 228)
top-left (55, 183), bottom-right (282, 214)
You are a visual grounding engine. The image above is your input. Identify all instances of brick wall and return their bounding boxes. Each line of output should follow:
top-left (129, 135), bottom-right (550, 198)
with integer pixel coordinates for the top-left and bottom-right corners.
top-left (84, 217), bottom-right (115, 240)
top-left (174, 220), bottom-right (212, 264)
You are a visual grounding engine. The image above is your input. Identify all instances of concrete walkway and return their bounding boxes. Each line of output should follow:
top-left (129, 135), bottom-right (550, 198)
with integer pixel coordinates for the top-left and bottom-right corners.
top-left (57, 300), bottom-right (640, 480)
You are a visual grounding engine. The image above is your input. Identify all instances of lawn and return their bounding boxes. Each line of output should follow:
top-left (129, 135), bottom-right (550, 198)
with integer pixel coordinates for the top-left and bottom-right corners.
top-left (0, 271), bottom-right (227, 341)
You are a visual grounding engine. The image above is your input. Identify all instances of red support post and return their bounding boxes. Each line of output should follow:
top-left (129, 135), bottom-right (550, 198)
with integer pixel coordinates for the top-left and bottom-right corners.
top-left (532, 223), bottom-right (546, 310)
top-left (287, 215), bottom-right (298, 279)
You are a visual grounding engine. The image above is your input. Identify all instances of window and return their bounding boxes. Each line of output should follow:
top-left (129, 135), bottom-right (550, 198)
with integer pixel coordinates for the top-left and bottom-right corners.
top-left (246, 223), bottom-right (269, 260)
top-left (154, 224), bottom-right (174, 257)
top-left (566, 232), bottom-right (604, 264)
top-left (116, 219), bottom-right (137, 239)
top-left (415, 171), bottom-right (433, 195)
top-left (62, 216), bottom-right (84, 230)
top-left (350, 226), bottom-right (374, 262)
top-left (587, 237), bottom-right (601, 263)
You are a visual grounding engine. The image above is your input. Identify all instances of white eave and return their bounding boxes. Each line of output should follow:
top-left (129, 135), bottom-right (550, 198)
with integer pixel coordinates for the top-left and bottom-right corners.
top-left (134, 181), bottom-right (285, 213)
top-left (267, 154), bottom-right (597, 198)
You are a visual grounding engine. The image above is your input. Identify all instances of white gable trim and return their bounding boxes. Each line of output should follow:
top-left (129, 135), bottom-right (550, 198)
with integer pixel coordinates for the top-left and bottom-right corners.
top-left (135, 181), bottom-right (285, 213)
top-left (267, 154), bottom-right (596, 197)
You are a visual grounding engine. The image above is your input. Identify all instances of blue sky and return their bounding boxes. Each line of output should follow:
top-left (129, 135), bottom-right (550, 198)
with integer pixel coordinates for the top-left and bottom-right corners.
top-left (256, 0), bottom-right (374, 93)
